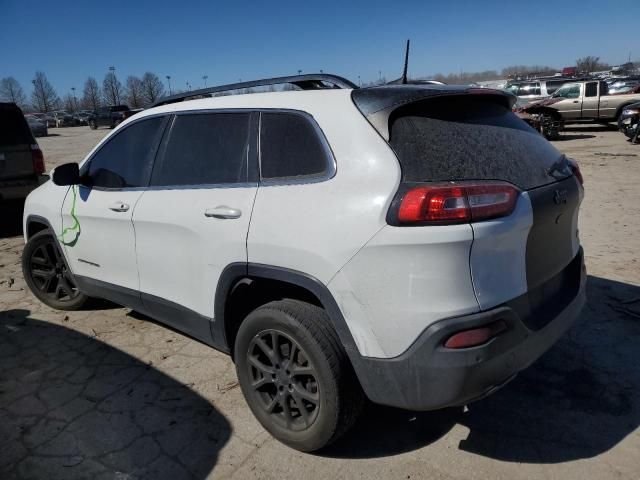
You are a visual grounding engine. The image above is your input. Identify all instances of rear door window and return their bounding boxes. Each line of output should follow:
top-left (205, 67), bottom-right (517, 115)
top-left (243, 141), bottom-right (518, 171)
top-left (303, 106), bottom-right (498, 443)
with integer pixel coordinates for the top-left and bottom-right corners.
top-left (388, 96), bottom-right (572, 190)
top-left (259, 112), bottom-right (330, 180)
top-left (86, 117), bottom-right (165, 188)
top-left (150, 112), bottom-right (251, 186)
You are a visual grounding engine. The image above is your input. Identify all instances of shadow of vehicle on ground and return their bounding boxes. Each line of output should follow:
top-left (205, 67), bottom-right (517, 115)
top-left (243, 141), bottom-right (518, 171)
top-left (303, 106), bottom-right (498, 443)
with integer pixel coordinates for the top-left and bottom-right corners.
top-left (0, 309), bottom-right (232, 479)
top-left (323, 275), bottom-right (640, 463)
top-left (556, 134), bottom-right (597, 141)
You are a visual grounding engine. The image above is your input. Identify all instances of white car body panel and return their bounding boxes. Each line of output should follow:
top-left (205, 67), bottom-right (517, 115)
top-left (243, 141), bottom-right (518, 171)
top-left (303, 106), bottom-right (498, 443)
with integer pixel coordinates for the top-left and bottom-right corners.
top-left (22, 180), bottom-right (66, 241)
top-left (247, 98), bottom-right (400, 285)
top-left (61, 188), bottom-right (143, 291)
top-left (469, 193), bottom-right (532, 310)
top-left (133, 185), bottom-right (257, 318)
top-left (327, 224), bottom-right (479, 358)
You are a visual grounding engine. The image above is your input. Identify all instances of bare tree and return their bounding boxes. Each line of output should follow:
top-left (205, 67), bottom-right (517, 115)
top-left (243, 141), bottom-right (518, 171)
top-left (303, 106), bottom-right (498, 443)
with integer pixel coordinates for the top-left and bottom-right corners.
top-left (103, 71), bottom-right (123, 105)
top-left (140, 72), bottom-right (165, 106)
top-left (82, 77), bottom-right (101, 110)
top-left (576, 56), bottom-right (606, 74)
top-left (31, 71), bottom-right (60, 112)
top-left (0, 77), bottom-right (27, 107)
top-left (63, 93), bottom-right (77, 112)
top-left (125, 76), bottom-right (144, 108)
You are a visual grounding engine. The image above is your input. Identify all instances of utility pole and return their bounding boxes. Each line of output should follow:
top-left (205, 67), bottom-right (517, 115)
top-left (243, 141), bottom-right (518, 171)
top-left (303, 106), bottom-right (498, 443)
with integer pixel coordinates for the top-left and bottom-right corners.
top-left (202, 75), bottom-right (208, 88)
top-left (166, 75), bottom-right (172, 95)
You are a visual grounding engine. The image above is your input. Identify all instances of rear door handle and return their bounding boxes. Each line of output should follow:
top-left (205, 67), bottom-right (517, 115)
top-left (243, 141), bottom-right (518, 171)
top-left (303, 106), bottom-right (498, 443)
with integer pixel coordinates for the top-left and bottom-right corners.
top-left (204, 206), bottom-right (242, 219)
top-left (109, 201), bottom-right (130, 212)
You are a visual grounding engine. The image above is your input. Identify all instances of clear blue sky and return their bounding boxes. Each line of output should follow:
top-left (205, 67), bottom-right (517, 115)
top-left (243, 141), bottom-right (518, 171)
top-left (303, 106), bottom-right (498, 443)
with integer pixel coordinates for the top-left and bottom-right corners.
top-left (1, 0), bottom-right (638, 96)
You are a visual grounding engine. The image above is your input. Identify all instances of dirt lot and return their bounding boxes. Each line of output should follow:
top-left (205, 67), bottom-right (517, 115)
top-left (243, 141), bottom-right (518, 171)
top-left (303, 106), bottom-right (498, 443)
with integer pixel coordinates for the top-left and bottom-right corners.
top-left (1, 125), bottom-right (639, 479)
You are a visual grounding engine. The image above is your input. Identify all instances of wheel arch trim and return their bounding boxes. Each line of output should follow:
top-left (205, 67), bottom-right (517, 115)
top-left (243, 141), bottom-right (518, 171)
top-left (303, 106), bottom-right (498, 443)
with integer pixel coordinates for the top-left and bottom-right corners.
top-left (213, 262), bottom-right (361, 357)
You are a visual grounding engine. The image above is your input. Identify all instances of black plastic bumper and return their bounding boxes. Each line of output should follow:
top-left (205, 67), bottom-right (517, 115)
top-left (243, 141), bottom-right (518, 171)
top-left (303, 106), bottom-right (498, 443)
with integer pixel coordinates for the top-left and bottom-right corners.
top-left (351, 251), bottom-right (587, 411)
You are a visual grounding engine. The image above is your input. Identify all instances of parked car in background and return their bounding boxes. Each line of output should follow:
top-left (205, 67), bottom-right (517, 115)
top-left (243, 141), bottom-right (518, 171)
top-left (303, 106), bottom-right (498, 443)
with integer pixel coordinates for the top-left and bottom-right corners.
top-left (618, 101), bottom-right (640, 143)
top-left (88, 105), bottom-right (133, 129)
top-left (607, 79), bottom-right (640, 95)
top-left (52, 111), bottom-right (76, 127)
top-left (31, 112), bottom-right (56, 128)
top-left (517, 79), bottom-right (640, 138)
top-left (24, 115), bottom-right (48, 137)
top-left (505, 78), bottom-right (584, 106)
top-left (75, 111), bottom-right (93, 125)
top-left (0, 102), bottom-right (46, 200)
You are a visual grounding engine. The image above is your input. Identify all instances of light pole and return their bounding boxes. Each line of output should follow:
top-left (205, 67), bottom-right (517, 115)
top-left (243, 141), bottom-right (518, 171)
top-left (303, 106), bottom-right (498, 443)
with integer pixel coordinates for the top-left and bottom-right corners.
top-left (358, 75), bottom-right (361, 87)
top-left (186, 81), bottom-right (191, 91)
top-left (202, 75), bottom-right (208, 88)
top-left (108, 66), bottom-right (119, 104)
top-left (71, 87), bottom-right (77, 112)
top-left (297, 69), bottom-right (302, 75)
top-left (166, 75), bottom-right (172, 95)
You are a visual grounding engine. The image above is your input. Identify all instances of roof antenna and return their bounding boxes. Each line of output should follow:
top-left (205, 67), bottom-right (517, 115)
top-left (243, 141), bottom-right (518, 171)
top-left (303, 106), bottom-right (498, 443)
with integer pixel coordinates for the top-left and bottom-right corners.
top-left (401, 39), bottom-right (410, 84)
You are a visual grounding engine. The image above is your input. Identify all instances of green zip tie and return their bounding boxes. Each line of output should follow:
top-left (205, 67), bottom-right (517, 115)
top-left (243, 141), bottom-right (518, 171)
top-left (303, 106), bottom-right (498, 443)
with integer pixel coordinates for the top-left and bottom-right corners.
top-left (59, 185), bottom-right (81, 246)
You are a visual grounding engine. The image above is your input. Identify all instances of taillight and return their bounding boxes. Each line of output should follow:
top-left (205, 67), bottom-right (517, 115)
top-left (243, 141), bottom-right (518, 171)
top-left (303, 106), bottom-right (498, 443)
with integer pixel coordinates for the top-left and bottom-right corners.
top-left (389, 182), bottom-right (520, 226)
top-left (568, 158), bottom-right (583, 186)
top-left (31, 144), bottom-right (45, 175)
top-left (444, 320), bottom-right (507, 349)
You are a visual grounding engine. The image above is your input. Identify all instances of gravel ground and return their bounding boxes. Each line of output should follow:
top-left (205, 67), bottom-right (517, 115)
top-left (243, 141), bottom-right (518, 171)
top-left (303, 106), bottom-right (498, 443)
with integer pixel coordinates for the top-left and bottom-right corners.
top-left (1, 125), bottom-right (639, 479)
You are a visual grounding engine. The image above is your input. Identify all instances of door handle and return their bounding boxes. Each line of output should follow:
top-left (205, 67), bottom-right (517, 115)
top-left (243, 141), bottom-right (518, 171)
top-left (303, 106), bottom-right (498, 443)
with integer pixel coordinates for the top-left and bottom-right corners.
top-left (109, 201), bottom-right (130, 212)
top-left (572, 100), bottom-right (579, 103)
top-left (204, 206), bottom-right (242, 219)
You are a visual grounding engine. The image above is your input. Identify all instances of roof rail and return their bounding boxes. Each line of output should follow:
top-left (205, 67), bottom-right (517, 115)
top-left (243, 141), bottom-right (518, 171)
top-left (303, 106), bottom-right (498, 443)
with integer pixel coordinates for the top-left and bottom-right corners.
top-left (152, 74), bottom-right (358, 107)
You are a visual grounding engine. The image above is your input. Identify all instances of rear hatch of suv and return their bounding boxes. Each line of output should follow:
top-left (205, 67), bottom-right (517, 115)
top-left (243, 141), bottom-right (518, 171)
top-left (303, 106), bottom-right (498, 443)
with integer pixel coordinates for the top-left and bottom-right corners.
top-left (0, 103), bottom-right (40, 185)
top-left (352, 86), bottom-right (583, 330)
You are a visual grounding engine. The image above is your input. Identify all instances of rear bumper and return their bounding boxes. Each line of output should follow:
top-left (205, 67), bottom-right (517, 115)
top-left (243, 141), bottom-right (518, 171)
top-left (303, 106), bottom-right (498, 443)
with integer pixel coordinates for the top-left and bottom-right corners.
top-left (0, 176), bottom-right (46, 200)
top-left (352, 249), bottom-right (586, 411)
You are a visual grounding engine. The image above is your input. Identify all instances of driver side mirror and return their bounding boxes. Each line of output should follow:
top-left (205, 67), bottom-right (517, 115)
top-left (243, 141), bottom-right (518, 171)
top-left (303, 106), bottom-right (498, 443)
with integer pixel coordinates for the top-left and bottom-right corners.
top-left (52, 162), bottom-right (80, 186)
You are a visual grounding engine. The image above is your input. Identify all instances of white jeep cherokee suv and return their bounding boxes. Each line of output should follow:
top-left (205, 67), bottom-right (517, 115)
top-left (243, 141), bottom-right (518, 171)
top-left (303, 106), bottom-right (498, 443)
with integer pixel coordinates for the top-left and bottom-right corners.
top-left (21, 74), bottom-right (586, 451)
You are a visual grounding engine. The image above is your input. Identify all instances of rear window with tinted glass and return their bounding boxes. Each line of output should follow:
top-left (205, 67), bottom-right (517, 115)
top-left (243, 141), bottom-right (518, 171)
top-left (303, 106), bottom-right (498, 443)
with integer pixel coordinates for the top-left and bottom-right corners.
top-left (260, 112), bottom-right (330, 180)
top-left (388, 96), bottom-right (571, 190)
top-left (0, 104), bottom-right (34, 146)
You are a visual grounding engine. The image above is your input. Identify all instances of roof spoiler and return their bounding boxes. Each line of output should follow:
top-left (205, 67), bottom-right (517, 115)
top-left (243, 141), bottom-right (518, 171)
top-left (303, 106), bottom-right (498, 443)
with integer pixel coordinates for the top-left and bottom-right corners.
top-left (352, 86), bottom-right (517, 141)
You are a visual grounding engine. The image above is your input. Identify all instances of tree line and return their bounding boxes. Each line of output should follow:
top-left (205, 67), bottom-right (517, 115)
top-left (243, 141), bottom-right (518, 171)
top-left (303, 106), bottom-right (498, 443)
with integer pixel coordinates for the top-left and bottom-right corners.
top-left (0, 70), bottom-right (167, 113)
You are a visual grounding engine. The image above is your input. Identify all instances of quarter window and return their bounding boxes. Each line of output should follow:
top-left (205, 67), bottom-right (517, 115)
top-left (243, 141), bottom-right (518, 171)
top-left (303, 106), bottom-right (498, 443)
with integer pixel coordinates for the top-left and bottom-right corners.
top-left (86, 117), bottom-right (165, 188)
top-left (151, 113), bottom-right (251, 186)
top-left (260, 112), bottom-right (329, 179)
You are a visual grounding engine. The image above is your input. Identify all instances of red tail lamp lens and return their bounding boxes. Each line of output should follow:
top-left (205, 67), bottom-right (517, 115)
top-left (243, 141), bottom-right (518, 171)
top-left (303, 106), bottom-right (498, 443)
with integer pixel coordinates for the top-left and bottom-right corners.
top-left (31, 145), bottom-right (45, 175)
top-left (396, 182), bottom-right (519, 225)
top-left (444, 320), bottom-right (507, 349)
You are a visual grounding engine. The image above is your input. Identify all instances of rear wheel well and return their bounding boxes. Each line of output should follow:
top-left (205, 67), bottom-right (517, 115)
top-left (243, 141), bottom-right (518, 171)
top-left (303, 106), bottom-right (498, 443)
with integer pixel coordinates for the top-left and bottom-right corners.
top-left (26, 220), bottom-right (49, 239)
top-left (224, 277), bottom-right (323, 357)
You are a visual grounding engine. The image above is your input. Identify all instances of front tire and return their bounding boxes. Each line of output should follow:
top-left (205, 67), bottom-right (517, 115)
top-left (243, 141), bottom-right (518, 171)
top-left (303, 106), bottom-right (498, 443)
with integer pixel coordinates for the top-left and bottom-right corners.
top-left (22, 230), bottom-right (88, 310)
top-left (234, 299), bottom-right (363, 452)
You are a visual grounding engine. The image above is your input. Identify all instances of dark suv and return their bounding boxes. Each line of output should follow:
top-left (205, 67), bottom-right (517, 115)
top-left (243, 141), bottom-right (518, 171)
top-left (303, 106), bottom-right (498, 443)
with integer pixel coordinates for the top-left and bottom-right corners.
top-left (88, 105), bottom-right (135, 129)
top-left (0, 103), bottom-right (46, 200)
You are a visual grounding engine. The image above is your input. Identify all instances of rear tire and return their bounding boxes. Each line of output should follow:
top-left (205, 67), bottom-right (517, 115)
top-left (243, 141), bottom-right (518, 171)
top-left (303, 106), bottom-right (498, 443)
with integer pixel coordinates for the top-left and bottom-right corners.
top-left (22, 230), bottom-right (88, 310)
top-left (234, 299), bottom-right (363, 452)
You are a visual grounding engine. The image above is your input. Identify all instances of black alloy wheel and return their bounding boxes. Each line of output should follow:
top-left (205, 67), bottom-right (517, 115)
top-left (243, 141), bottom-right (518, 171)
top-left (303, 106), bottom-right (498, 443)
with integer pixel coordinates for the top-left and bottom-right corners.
top-left (247, 329), bottom-right (320, 430)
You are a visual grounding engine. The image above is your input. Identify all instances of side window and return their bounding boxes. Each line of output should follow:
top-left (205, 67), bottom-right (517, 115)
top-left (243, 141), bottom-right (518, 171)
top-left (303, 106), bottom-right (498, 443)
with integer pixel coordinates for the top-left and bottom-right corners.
top-left (260, 112), bottom-right (330, 180)
top-left (585, 82), bottom-right (598, 97)
top-left (517, 83), bottom-right (541, 96)
top-left (565, 84), bottom-right (581, 99)
top-left (150, 113), bottom-right (250, 186)
top-left (545, 81), bottom-right (563, 94)
top-left (86, 117), bottom-right (165, 188)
